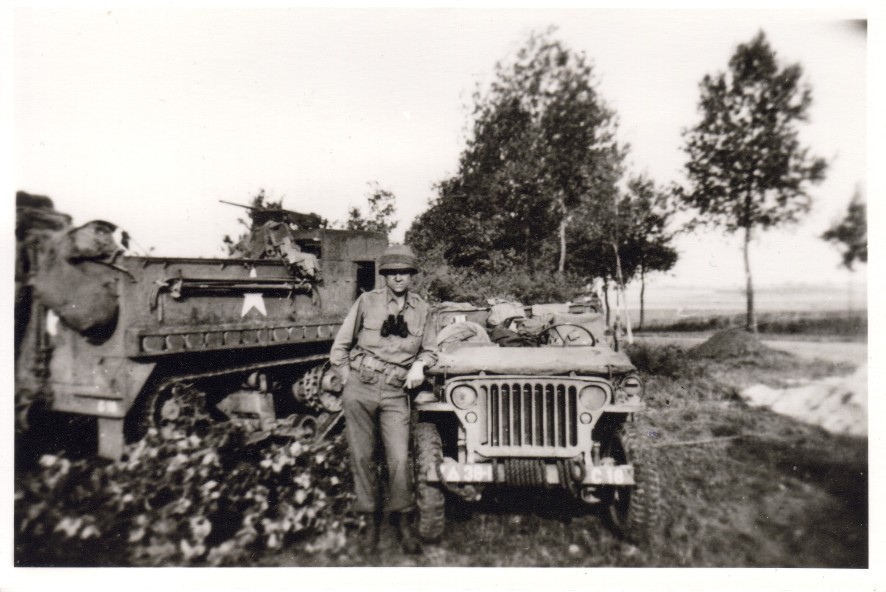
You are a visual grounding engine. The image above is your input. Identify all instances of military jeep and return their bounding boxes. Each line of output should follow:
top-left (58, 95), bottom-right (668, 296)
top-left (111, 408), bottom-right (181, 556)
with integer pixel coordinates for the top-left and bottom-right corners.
top-left (412, 303), bottom-right (661, 543)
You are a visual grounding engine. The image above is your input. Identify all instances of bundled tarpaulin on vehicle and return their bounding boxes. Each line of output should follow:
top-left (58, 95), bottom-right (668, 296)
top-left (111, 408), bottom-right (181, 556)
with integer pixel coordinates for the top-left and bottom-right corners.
top-left (30, 221), bottom-right (123, 338)
top-left (428, 345), bottom-right (634, 376)
top-left (436, 321), bottom-right (490, 351)
top-left (433, 302), bottom-right (490, 331)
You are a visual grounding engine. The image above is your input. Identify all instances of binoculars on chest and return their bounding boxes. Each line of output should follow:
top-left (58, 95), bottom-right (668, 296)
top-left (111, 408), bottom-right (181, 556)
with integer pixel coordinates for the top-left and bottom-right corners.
top-left (381, 313), bottom-right (409, 338)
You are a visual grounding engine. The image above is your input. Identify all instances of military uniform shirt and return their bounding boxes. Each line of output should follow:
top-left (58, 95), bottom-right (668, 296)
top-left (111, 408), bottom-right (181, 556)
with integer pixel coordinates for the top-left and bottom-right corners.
top-left (330, 287), bottom-right (437, 370)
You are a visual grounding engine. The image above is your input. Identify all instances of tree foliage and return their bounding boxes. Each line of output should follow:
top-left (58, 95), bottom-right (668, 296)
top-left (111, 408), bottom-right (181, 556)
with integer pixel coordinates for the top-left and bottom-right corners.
top-left (679, 31), bottom-right (827, 331)
top-left (567, 193), bottom-right (637, 281)
top-left (621, 176), bottom-right (679, 328)
top-left (345, 182), bottom-right (399, 237)
top-left (562, 176), bottom-right (677, 326)
top-left (822, 187), bottom-right (867, 271)
top-left (407, 27), bottom-right (626, 284)
top-left (410, 243), bottom-right (587, 305)
top-left (620, 176), bottom-right (679, 276)
top-left (680, 31), bottom-right (827, 232)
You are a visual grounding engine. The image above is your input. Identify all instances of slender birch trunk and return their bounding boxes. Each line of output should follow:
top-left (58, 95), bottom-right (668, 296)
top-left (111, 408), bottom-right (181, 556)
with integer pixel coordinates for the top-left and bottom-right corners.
top-left (744, 223), bottom-right (757, 333)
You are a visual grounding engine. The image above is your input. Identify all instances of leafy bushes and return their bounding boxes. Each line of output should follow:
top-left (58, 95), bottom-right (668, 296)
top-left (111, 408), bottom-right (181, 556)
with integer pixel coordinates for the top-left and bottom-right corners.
top-left (413, 249), bottom-right (586, 305)
top-left (15, 414), bottom-right (356, 566)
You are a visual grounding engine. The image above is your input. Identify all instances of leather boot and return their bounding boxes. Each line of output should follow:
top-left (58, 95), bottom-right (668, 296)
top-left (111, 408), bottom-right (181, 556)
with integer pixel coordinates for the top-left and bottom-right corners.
top-left (361, 511), bottom-right (382, 555)
top-left (393, 511), bottom-right (422, 554)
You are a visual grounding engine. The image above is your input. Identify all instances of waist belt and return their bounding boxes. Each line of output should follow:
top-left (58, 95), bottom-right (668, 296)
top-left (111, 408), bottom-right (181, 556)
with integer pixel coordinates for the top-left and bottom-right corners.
top-left (350, 353), bottom-right (408, 388)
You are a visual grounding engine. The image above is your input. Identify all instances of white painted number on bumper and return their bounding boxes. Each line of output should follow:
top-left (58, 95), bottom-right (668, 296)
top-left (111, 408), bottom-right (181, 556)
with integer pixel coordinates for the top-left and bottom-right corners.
top-left (434, 463), bottom-right (494, 482)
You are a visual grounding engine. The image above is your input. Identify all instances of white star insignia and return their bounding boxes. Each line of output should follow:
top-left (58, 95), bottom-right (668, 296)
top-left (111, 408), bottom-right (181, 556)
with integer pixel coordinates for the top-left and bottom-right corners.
top-left (241, 267), bottom-right (267, 317)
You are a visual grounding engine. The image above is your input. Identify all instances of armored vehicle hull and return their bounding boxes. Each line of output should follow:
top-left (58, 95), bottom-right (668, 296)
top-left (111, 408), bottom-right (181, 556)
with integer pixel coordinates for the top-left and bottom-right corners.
top-left (16, 221), bottom-right (387, 459)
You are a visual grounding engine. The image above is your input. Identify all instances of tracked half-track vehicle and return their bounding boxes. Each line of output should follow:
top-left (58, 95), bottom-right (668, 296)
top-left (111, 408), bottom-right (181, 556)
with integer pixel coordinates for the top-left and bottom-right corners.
top-left (15, 198), bottom-right (387, 459)
top-left (411, 303), bottom-right (661, 542)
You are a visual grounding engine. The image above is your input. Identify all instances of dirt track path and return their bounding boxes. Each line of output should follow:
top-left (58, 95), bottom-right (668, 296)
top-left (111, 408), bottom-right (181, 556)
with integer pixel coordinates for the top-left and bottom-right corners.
top-left (635, 334), bottom-right (868, 366)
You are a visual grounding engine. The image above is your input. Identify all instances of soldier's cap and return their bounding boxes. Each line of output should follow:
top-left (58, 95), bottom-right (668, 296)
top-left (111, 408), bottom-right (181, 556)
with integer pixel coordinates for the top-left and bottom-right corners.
top-left (379, 244), bottom-right (418, 274)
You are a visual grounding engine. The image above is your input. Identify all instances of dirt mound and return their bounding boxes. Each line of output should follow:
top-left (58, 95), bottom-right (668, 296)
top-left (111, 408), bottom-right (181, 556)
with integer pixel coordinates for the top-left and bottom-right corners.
top-left (741, 364), bottom-right (867, 437)
top-left (689, 328), bottom-right (778, 359)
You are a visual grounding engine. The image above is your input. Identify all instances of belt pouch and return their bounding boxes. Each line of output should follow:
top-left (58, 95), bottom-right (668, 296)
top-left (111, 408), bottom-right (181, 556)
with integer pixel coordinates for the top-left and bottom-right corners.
top-left (358, 362), bottom-right (377, 384)
top-left (384, 366), bottom-right (406, 388)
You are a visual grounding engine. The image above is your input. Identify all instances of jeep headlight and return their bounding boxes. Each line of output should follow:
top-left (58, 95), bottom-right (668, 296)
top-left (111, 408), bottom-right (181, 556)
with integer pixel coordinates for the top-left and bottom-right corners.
top-left (451, 385), bottom-right (478, 409)
top-left (579, 385), bottom-right (608, 410)
top-left (618, 374), bottom-right (644, 399)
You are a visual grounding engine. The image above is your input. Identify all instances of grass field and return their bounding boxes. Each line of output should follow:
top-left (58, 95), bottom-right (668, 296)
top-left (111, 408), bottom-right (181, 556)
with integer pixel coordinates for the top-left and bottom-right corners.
top-left (272, 341), bottom-right (867, 568)
top-left (292, 347), bottom-right (868, 567)
top-left (633, 309), bottom-right (867, 340)
top-left (15, 339), bottom-right (867, 568)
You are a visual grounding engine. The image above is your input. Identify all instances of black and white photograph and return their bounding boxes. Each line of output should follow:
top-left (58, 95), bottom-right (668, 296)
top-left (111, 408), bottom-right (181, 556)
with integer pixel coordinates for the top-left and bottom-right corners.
top-left (5, 2), bottom-right (879, 587)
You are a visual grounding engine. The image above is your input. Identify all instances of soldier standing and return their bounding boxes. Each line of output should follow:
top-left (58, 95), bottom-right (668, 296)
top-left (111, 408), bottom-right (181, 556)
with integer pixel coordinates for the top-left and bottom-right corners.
top-left (329, 244), bottom-right (436, 555)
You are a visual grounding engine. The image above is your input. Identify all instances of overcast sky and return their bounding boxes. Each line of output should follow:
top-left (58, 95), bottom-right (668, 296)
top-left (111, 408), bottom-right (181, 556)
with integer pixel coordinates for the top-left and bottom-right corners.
top-left (12, 7), bottom-right (868, 290)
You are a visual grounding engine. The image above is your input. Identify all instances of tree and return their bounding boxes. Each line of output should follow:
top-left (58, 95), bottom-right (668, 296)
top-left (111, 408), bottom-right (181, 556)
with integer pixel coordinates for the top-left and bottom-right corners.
top-left (568, 192), bottom-right (633, 318)
top-left (822, 187), bottom-right (867, 271)
top-left (407, 27), bottom-right (625, 278)
top-left (621, 176), bottom-right (679, 330)
top-left (564, 177), bottom-right (677, 328)
top-left (678, 31), bottom-right (827, 332)
top-left (408, 176), bottom-right (507, 272)
top-left (345, 182), bottom-right (399, 237)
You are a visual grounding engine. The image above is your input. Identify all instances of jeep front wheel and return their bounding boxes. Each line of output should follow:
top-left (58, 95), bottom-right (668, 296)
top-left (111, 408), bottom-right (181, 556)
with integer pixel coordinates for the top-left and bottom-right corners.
top-left (602, 423), bottom-right (662, 543)
top-left (413, 422), bottom-right (446, 543)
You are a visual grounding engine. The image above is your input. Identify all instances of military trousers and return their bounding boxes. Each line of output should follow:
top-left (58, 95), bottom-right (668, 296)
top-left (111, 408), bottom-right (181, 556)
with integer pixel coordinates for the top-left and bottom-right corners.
top-left (342, 373), bottom-right (414, 513)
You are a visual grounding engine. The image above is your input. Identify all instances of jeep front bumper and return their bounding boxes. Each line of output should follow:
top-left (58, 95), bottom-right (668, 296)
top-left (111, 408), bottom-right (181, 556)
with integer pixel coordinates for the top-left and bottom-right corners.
top-left (425, 459), bottom-right (635, 486)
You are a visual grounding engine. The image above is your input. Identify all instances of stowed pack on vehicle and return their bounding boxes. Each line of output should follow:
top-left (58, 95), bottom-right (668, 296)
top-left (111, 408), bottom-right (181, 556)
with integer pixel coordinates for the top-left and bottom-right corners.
top-left (411, 301), bottom-right (662, 543)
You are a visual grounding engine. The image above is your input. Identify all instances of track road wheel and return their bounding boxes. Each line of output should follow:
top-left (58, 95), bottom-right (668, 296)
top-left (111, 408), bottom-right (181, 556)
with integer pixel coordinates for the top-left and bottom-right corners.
top-left (413, 422), bottom-right (445, 543)
top-left (137, 382), bottom-right (212, 440)
top-left (603, 424), bottom-right (662, 544)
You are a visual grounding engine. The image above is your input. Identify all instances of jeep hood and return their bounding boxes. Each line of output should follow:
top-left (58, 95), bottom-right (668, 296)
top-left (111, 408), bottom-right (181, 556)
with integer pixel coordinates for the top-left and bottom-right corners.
top-left (428, 345), bottom-right (635, 376)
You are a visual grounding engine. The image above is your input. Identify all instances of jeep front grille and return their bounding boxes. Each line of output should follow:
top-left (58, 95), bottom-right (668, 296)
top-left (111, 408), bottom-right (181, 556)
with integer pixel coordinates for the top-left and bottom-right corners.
top-left (485, 381), bottom-right (578, 448)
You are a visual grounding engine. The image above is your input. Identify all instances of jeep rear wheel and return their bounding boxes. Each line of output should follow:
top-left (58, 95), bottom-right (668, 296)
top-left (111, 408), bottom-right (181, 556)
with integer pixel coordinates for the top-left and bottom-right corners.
top-left (603, 423), bottom-right (662, 543)
top-left (413, 422), bottom-right (446, 543)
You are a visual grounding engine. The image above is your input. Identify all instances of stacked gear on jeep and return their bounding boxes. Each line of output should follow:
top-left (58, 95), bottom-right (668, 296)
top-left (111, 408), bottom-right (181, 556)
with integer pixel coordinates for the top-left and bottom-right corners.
top-left (411, 301), bottom-right (661, 544)
top-left (15, 192), bottom-right (388, 459)
top-left (485, 300), bottom-right (550, 347)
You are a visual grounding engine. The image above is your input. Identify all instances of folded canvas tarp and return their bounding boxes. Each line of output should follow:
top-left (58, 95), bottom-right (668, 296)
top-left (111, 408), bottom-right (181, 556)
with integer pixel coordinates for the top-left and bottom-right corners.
top-left (428, 344), bottom-right (634, 376)
top-left (30, 221), bottom-right (122, 337)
